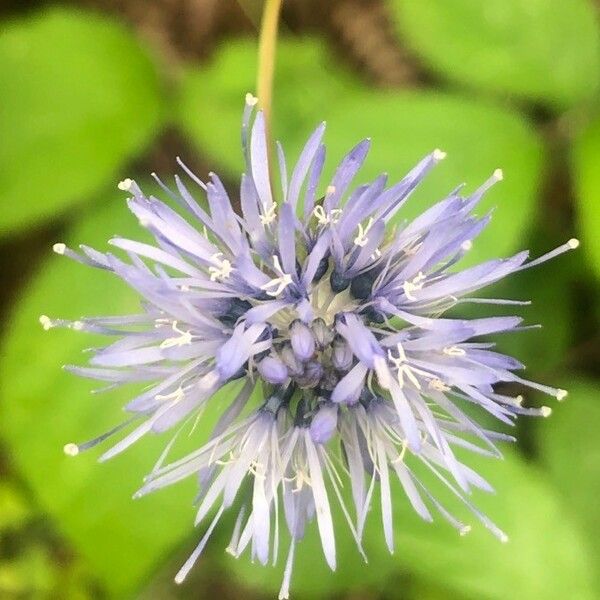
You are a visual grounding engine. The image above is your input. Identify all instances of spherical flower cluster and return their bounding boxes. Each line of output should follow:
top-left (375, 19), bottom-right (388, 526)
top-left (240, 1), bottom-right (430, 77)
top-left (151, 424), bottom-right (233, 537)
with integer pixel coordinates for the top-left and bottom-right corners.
top-left (43, 95), bottom-right (577, 598)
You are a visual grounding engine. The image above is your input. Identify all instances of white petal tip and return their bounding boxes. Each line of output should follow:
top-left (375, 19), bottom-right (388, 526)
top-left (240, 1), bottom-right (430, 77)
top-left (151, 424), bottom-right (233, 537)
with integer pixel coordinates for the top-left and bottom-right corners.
top-left (39, 315), bottom-right (53, 330)
top-left (556, 389), bottom-right (568, 401)
top-left (567, 238), bottom-right (580, 249)
top-left (245, 92), bottom-right (258, 106)
top-left (53, 243), bottom-right (66, 255)
top-left (493, 168), bottom-right (504, 181)
top-left (63, 443), bottom-right (79, 457)
top-left (459, 525), bottom-right (471, 536)
top-left (433, 149), bottom-right (447, 161)
top-left (117, 178), bottom-right (134, 191)
top-left (541, 406), bottom-right (552, 417)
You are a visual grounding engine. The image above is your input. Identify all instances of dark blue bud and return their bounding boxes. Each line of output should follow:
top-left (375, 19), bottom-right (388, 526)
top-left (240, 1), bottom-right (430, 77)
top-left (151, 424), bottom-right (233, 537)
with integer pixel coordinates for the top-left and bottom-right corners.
top-left (313, 255), bottom-right (329, 283)
top-left (362, 305), bottom-right (385, 324)
top-left (350, 270), bottom-right (378, 300)
top-left (219, 298), bottom-right (253, 326)
top-left (290, 319), bottom-right (315, 361)
top-left (330, 270), bottom-right (350, 293)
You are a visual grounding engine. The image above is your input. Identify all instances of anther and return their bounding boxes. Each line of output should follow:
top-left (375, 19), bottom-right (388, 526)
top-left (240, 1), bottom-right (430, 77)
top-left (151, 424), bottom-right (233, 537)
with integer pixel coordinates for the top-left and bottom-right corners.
top-left (208, 253), bottom-right (233, 282)
top-left (354, 218), bottom-right (374, 247)
top-left (433, 149), bottom-right (447, 161)
top-left (53, 243), bottom-right (66, 255)
top-left (402, 271), bottom-right (426, 301)
top-left (260, 255), bottom-right (293, 297)
top-left (39, 315), bottom-right (54, 330)
top-left (259, 204), bottom-right (277, 225)
top-left (63, 443), bottom-right (79, 456)
top-left (245, 93), bottom-right (258, 106)
top-left (556, 389), bottom-right (568, 401)
top-left (443, 346), bottom-right (466, 357)
top-left (118, 178), bottom-right (133, 191)
top-left (160, 321), bottom-right (193, 348)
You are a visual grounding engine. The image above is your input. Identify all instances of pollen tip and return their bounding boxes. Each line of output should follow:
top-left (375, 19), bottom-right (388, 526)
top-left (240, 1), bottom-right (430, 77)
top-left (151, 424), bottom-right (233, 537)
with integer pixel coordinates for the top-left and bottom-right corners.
top-left (63, 443), bottom-right (79, 457)
top-left (500, 533), bottom-right (509, 543)
top-left (459, 525), bottom-right (471, 536)
top-left (71, 320), bottom-right (84, 331)
top-left (433, 148), bottom-right (447, 161)
top-left (461, 240), bottom-right (473, 251)
top-left (493, 168), bottom-right (504, 181)
top-left (567, 238), bottom-right (580, 249)
top-left (245, 92), bottom-right (258, 106)
top-left (541, 406), bottom-right (552, 417)
top-left (174, 574), bottom-right (186, 585)
top-left (556, 389), bottom-right (568, 401)
top-left (515, 394), bottom-right (524, 406)
top-left (117, 178), bottom-right (133, 191)
top-left (326, 185), bottom-right (336, 195)
top-left (39, 315), bottom-right (53, 330)
top-left (53, 242), bottom-right (66, 255)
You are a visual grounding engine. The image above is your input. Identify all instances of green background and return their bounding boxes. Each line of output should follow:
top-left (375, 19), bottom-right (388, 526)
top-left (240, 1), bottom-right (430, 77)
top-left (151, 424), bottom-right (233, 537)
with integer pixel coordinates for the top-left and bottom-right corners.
top-left (0, 1), bottom-right (598, 598)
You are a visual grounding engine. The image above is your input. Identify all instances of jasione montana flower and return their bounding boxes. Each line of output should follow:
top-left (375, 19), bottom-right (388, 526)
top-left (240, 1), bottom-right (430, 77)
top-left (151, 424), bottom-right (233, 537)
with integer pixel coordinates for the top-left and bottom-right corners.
top-left (42, 94), bottom-right (577, 598)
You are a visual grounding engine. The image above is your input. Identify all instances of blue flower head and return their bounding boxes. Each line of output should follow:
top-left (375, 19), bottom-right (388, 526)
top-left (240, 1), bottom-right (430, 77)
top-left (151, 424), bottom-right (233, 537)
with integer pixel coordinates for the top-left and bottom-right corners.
top-left (43, 94), bottom-right (577, 598)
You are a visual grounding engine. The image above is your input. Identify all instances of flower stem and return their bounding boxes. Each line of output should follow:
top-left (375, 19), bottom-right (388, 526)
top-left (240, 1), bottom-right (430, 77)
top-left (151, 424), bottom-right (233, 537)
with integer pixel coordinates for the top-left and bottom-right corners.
top-left (257, 0), bottom-right (283, 150)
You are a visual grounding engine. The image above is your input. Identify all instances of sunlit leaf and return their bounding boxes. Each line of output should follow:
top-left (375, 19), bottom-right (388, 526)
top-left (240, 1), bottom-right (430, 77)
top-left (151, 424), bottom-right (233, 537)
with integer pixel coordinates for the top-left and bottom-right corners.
top-left (536, 379), bottom-right (600, 589)
top-left (177, 39), bottom-right (544, 264)
top-left (0, 8), bottom-right (165, 235)
top-left (573, 117), bottom-right (600, 279)
top-left (391, 0), bottom-right (600, 109)
top-left (388, 447), bottom-right (596, 599)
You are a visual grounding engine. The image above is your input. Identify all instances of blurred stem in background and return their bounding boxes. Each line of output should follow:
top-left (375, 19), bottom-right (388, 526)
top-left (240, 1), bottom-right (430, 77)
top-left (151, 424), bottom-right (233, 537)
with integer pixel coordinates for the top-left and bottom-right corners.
top-left (257, 0), bottom-right (283, 171)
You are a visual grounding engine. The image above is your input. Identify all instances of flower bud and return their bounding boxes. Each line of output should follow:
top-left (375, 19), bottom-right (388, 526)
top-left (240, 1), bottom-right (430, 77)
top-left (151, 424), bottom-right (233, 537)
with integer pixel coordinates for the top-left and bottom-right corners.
top-left (311, 317), bottom-right (334, 349)
top-left (332, 334), bottom-right (353, 371)
top-left (310, 403), bottom-right (338, 444)
top-left (280, 342), bottom-right (304, 376)
top-left (257, 355), bottom-right (289, 384)
top-left (296, 361), bottom-right (323, 388)
top-left (290, 319), bottom-right (316, 361)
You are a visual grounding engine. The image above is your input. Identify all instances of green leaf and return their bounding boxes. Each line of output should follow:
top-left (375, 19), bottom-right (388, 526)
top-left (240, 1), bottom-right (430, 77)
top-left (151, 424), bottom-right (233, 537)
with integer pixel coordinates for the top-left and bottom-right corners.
top-left (0, 192), bottom-right (245, 596)
top-left (573, 117), bottom-right (600, 279)
top-left (391, 0), bottom-right (600, 109)
top-left (177, 38), bottom-right (544, 264)
top-left (388, 448), bottom-right (597, 599)
top-left (0, 8), bottom-right (165, 236)
top-left (536, 379), bottom-right (600, 589)
top-left (0, 482), bottom-right (32, 531)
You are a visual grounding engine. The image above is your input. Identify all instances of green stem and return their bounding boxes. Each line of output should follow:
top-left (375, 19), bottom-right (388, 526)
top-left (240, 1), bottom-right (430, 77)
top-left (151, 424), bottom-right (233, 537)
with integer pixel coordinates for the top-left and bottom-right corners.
top-left (256, 0), bottom-right (283, 153)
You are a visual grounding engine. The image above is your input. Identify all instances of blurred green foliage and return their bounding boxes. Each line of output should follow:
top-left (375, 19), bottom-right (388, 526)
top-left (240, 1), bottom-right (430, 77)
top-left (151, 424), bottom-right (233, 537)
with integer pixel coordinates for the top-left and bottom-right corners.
top-left (392, 0), bottom-right (600, 108)
top-left (0, 8), bottom-right (165, 235)
top-left (0, 1), bottom-right (598, 599)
